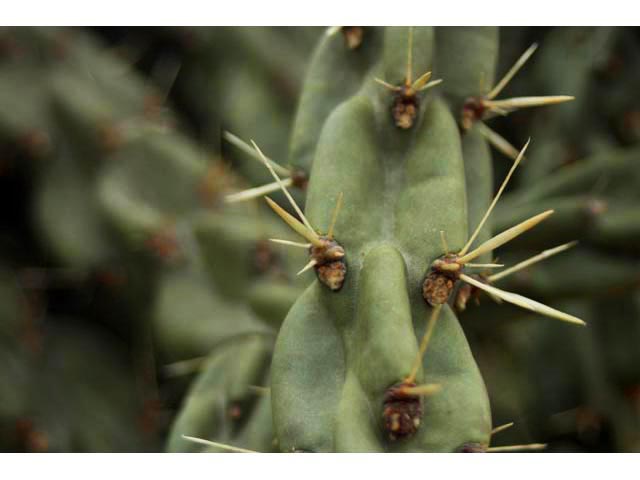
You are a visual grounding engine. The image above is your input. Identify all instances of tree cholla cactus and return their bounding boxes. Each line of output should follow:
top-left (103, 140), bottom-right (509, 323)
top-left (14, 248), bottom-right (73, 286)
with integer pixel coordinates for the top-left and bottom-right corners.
top-left (1, 26), bottom-right (638, 453)
top-left (179, 27), bottom-right (587, 453)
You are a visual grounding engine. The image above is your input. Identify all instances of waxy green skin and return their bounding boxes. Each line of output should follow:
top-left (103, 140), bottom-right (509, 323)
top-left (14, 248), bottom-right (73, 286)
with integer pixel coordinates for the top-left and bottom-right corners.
top-left (272, 27), bottom-right (493, 452)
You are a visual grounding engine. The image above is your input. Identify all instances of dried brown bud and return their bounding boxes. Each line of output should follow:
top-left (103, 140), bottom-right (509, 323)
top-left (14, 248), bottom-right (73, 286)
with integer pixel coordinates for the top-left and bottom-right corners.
top-left (383, 382), bottom-right (423, 441)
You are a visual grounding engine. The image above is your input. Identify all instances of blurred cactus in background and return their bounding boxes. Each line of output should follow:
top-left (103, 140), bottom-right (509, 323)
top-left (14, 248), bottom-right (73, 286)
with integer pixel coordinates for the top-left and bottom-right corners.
top-left (0, 26), bottom-right (638, 452)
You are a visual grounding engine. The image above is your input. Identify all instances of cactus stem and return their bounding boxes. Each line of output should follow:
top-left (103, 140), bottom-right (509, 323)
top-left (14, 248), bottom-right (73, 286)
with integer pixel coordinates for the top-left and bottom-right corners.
top-left (252, 140), bottom-right (315, 234)
top-left (398, 383), bottom-right (443, 397)
top-left (264, 197), bottom-right (322, 246)
top-left (489, 241), bottom-right (579, 283)
top-left (490, 422), bottom-right (515, 436)
top-left (459, 139), bottom-right (530, 256)
top-left (459, 273), bottom-right (586, 326)
top-left (476, 122), bottom-right (521, 161)
top-left (406, 304), bottom-right (443, 385)
top-left (486, 43), bottom-right (538, 100)
top-left (487, 443), bottom-right (547, 453)
top-left (327, 192), bottom-right (344, 240)
top-left (458, 209), bottom-right (554, 264)
top-left (269, 238), bottom-right (312, 249)
top-left (223, 131), bottom-right (291, 177)
top-left (225, 178), bottom-right (294, 203)
top-left (297, 259), bottom-right (318, 276)
top-left (181, 435), bottom-right (258, 453)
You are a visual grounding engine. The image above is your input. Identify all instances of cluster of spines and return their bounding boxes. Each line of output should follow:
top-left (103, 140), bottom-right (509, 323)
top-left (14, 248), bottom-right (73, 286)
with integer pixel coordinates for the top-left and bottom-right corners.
top-left (184, 27), bottom-right (589, 453)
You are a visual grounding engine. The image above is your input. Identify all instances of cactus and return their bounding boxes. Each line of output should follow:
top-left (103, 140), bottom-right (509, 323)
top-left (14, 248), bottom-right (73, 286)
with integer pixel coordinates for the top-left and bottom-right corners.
top-left (2, 26), bottom-right (639, 453)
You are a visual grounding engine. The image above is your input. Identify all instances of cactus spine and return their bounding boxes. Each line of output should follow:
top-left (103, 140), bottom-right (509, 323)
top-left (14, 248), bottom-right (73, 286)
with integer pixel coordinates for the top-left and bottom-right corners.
top-left (4, 26), bottom-right (638, 453)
